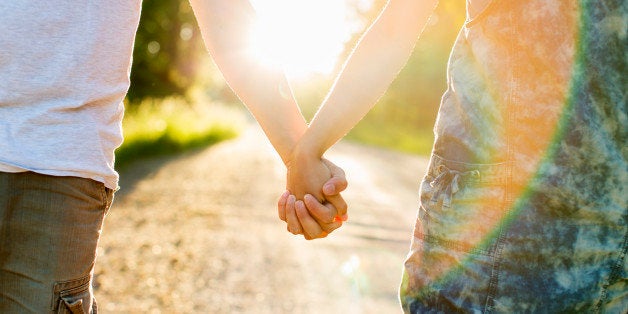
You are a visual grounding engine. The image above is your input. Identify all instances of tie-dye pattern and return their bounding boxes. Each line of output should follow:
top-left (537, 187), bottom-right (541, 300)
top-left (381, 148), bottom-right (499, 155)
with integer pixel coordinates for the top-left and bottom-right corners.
top-left (400, 0), bottom-right (627, 313)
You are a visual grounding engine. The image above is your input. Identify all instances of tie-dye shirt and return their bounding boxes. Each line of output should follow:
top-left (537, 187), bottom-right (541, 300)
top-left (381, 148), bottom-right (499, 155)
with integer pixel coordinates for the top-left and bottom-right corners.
top-left (401, 0), bottom-right (627, 312)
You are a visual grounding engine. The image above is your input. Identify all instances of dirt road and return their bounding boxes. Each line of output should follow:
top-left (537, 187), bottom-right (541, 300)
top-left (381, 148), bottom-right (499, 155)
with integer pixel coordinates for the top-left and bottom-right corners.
top-left (94, 125), bottom-right (429, 313)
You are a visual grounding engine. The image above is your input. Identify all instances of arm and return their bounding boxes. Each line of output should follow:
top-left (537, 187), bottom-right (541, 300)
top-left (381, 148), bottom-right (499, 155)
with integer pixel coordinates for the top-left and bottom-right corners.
top-left (190, 0), bottom-right (347, 237)
top-left (287, 0), bottom-right (438, 197)
top-left (189, 0), bottom-right (305, 163)
top-left (304, 0), bottom-right (438, 154)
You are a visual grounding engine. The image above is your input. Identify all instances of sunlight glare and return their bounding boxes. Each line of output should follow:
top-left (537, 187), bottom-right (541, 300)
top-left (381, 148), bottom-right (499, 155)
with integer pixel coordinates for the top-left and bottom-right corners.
top-left (248, 0), bottom-right (369, 79)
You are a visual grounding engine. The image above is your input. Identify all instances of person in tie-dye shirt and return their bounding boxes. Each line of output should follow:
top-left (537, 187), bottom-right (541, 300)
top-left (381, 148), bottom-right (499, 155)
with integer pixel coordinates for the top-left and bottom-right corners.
top-left (281, 0), bottom-right (627, 312)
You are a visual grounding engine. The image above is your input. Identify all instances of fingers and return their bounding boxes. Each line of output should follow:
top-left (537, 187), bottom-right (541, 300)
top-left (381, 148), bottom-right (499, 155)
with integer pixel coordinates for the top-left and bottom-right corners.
top-left (324, 194), bottom-right (348, 221)
top-left (322, 159), bottom-right (348, 196)
top-left (303, 194), bottom-right (343, 233)
top-left (295, 200), bottom-right (325, 240)
top-left (285, 195), bottom-right (303, 235)
top-left (304, 194), bottom-right (335, 224)
top-left (277, 190), bottom-right (289, 222)
top-left (320, 159), bottom-right (348, 221)
top-left (283, 195), bottom-right (343, 240)
top-left (281, 193), bottom-right (342, 239)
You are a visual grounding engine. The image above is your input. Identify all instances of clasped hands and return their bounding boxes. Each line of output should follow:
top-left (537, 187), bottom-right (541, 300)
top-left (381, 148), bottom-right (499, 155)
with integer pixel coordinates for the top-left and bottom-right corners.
top-left (277, 141), bottom-right (348, 240)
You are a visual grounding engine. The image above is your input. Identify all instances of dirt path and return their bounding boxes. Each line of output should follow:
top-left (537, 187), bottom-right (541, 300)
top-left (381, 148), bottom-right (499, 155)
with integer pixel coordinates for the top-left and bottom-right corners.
top-left (94, 125), bottom-right (429, 313)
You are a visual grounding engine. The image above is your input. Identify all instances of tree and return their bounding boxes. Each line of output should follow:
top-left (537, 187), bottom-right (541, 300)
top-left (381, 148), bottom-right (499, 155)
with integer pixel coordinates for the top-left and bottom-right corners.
top-left (127, 0), bottom-right (206, 103)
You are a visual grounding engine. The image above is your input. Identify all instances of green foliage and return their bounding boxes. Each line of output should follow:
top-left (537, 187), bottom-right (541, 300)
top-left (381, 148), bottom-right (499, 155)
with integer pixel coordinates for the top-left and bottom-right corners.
top-left (124, 0), bottom-right (466, 158)
top-left (127, 0), bottom-right (207, 103)
top-left (115, 98), bottom-right (243, 169)
top-left (348, 0), bottom-right (465, 155)
top-left (344, 119), bottom-right (435, 155)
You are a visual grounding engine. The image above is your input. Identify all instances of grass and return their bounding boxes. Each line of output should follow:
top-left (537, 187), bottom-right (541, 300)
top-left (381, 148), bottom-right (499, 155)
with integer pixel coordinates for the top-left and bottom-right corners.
top-left (345, 118), bottom-right (434, 156)
top-left (115, 97), bottom-right (244, 170)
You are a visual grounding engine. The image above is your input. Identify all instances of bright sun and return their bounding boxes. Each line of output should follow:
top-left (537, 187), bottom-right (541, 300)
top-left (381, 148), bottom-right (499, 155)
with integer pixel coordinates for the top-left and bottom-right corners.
top-left (248, 0), bottom-right (371, 79)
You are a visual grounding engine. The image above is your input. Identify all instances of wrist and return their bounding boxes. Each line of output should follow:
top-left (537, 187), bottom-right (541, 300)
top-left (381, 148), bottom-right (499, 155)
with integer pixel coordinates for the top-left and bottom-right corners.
top-left (279, 129), bottom-right (305, 166)
top-left (294, 133), bottom-right (324, 161)
top-left (284, 138), bottom-right (321, 171)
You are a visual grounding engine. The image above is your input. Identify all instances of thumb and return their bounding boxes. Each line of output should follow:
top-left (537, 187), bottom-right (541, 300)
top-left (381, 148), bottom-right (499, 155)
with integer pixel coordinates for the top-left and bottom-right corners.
top-left (322, 159), bottom-right (348, 195)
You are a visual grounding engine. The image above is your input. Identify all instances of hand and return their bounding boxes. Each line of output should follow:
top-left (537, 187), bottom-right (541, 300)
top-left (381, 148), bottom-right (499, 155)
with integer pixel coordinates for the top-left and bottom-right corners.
top-left (285, 145), bottom-right (331, 202)
top-left (278, 159), bottom-right (348, 239)
top-left (319, 159), bottom-right (349, 217)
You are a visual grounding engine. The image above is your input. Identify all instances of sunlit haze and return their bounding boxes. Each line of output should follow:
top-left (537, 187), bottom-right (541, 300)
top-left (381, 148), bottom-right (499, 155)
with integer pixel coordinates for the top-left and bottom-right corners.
top-left (248, 0), bottom-right (373, 79)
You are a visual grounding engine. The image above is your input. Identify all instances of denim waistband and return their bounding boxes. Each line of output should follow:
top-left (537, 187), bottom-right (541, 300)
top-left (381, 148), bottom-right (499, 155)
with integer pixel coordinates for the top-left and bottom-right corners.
top-left (426, 154), bottom-right (509, 186)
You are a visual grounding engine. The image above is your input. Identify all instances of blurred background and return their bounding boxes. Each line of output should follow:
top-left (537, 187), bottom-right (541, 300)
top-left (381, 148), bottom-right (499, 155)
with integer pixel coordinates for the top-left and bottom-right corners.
top-left (116, 0), bottom-right (465, 168)
top-left (98, 0), bottom-right (466, 312)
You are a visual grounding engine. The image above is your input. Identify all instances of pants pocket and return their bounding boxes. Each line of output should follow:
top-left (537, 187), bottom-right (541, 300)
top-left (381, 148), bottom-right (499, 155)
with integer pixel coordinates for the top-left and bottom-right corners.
top-left (401, 154), bottom-right (509, 312)
top-left (53, 275), bottom-right (94, 314)
top-left (417, 154), bottom-right (508, 254)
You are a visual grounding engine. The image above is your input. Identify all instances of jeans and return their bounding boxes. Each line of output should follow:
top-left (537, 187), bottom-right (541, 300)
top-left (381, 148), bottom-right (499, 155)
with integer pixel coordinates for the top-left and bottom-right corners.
top-left (0, 172), bottom-right (114, 313)
top-left (400, 154), bottom-right (627, 313)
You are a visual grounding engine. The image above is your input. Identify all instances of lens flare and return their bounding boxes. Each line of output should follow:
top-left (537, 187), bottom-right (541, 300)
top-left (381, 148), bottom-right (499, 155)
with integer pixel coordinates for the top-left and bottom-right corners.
top-left (248, 0), bottom-right (368, 78)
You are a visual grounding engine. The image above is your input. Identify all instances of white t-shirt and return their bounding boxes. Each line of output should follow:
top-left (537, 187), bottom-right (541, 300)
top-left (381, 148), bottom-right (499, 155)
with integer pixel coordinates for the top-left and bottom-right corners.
top-left (0, 1), bottom-right (142, 189)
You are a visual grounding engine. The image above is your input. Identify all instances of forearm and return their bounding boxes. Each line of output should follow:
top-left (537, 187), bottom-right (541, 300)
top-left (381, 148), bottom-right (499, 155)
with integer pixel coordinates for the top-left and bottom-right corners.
top-left (190, 0), bottom-right (306, 163)
top-left (299, 0), bottom-right (438, 157)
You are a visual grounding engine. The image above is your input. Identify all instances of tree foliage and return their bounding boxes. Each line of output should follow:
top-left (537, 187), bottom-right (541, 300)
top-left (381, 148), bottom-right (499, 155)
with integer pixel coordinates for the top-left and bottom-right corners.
top-left (127, 0), bottom-right (206, 103)
top-left (342, 0), bottom-right (466, 154)
top-left (125, 0), bottom-right (466, 154)
top-left (376, 0), bottom-right (465, 127)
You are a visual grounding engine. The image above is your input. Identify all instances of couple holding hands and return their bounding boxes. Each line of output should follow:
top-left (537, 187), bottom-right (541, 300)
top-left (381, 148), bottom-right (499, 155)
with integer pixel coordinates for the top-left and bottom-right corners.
top-left (205, 0), bottom-right (626, 312)
top-left (2, 0), bottom-right (625, 312)
top-left (192, 0), bottom-right (439, 240)
top-left (198, 1), bottom-right (627, 312)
